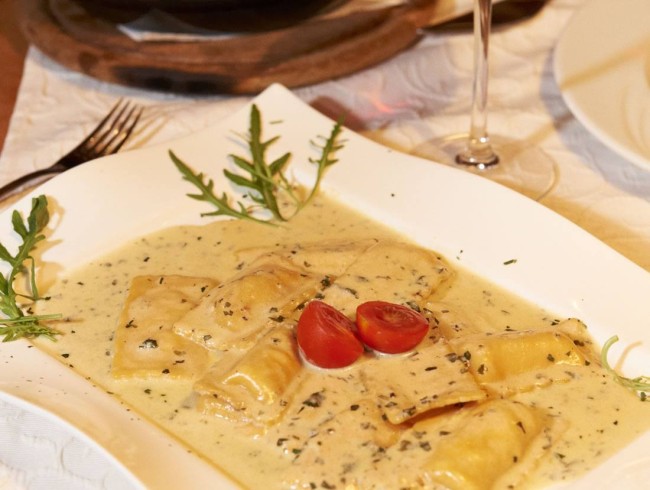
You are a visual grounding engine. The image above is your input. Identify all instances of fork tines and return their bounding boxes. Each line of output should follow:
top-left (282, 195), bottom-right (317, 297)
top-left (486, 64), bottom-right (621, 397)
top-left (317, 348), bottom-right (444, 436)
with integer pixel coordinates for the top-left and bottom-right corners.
top-left (64, 99), bottom-right (143, 165)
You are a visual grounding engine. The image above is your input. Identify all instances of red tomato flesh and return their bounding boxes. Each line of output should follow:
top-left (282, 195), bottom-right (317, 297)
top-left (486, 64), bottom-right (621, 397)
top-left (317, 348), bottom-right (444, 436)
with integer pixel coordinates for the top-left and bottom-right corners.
top-left (297, 300), bottom-right (363, 369)
top-left (356, 301), bottom-right (429, 354)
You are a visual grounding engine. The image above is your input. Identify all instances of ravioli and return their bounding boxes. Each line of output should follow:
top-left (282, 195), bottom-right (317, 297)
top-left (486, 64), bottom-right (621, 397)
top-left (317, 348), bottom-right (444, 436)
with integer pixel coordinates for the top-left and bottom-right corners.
top-left (238, 239), bottom-right (378, 277)
top-left (194, 324), bottom-right (304, 426)
top-left (317, 240), bottom-right (453, 317)
top-left (416, 399), bottom-right (555, 490)
top-left (449, 328), bottom-right (588, 395)
top-left (112, 275), bottom-right (217, 379)
top-left (174, 260), bottom-right (324, 351)
top-left (423, 301), bottom-right (490, 338)
top-left (286, 399), bottom-right (402, 488)
top-left (425, 303), bottom-right (593, 395)
top-left (359, 338), bottom-right (486, 424)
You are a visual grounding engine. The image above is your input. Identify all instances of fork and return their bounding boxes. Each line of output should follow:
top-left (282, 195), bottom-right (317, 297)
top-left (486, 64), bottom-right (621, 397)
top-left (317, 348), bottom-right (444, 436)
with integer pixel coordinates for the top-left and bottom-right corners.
top-left (0, 99), bottom-right (143, 202)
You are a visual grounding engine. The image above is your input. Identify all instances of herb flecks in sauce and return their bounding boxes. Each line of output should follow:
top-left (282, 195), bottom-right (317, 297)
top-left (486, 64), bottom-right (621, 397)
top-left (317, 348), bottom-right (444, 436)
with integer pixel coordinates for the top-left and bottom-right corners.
top-left (0, 195), bottom-right (60, 342)
top-left (32, 196), bottom-right (650, 489)
top-left (171, 104), bottom-right (343, 225)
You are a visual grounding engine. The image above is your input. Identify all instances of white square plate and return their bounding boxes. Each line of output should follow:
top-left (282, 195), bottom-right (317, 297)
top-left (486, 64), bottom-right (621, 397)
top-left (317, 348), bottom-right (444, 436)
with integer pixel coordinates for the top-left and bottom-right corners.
top-left (1, 84), bottom-right (649, 488)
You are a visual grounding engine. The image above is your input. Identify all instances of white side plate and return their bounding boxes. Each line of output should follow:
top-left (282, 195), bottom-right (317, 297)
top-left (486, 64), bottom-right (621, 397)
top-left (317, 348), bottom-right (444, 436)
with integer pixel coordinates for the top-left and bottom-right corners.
top-left (554, 0), bottom-right (650, 170)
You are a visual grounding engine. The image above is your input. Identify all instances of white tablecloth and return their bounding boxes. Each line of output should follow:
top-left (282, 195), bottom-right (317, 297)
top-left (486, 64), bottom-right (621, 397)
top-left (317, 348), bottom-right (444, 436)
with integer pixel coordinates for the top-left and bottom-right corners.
top-left (1, 0), bottom-right (649, 487)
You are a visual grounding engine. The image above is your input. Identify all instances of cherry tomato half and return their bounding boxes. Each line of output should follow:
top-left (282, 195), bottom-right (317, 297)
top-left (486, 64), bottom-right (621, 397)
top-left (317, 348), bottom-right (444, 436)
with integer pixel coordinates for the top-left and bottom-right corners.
top-left (356, 301), bottom-right (429, 354)
top-left (297, 300), bottom-right (364, 369)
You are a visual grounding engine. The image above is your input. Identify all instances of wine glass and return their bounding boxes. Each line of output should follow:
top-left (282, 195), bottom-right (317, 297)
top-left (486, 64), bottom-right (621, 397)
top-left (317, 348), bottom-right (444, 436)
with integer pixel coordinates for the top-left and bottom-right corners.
top-left (413, 0), bottom-right (557, 200)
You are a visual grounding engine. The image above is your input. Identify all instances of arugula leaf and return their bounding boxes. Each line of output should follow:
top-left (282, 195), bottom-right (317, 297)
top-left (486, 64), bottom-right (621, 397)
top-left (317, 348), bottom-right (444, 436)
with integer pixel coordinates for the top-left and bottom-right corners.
top-left (0, 195), bottom-right (60, 342)
top-left (172, 104), bottom-right (344, 224)
top-left (601, 335), bottom-right (649, 401)
top-left (301, 119), bottom-right (343, 210)
top-left (171, 150), bottom-right (273, 225)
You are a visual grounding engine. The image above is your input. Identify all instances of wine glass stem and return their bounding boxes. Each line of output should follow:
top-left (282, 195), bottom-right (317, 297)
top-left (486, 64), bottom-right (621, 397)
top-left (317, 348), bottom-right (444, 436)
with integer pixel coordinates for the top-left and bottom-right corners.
top-left (456, 0), bottom-right (499, 169)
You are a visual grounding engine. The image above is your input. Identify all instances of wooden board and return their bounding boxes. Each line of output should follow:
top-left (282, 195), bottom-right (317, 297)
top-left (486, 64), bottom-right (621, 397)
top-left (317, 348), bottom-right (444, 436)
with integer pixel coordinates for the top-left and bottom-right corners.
top-left (16, 0), bottom-right (441, 94)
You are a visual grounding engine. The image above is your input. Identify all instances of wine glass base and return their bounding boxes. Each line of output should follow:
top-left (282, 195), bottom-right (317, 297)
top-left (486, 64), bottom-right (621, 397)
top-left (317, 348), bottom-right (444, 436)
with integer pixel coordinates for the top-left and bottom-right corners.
top-left (413, 134), bottom-right (559, 200)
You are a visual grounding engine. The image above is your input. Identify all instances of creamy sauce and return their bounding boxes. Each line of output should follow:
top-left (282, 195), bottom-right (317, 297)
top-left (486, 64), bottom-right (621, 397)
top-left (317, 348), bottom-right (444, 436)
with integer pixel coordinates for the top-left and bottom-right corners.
top-left (34, 196), bottom-right (649, 489)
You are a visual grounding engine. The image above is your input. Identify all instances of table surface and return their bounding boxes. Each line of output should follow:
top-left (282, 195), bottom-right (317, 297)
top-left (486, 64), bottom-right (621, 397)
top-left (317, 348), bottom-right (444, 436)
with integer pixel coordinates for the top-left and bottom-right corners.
top-left (1, 0), bottom-right (649, 488)
top-left (0, 0), bottom-right (27, 152)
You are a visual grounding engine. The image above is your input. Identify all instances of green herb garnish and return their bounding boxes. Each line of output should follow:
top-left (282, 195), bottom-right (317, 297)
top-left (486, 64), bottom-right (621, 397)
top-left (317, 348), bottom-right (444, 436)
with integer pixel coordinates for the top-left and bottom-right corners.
top-left (601, 335), bottom-right (649, 401)
top-left (0, 195), bottom-right (60, 342)
top-left (171, 104), bottom-right (343, 225)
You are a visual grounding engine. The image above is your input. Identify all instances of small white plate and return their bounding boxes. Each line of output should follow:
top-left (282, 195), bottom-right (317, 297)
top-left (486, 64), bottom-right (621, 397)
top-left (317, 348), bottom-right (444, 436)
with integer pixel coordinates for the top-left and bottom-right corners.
top-left (554, 0), bottom-right (650, 170)
top-left (1, 84), bottom-right (649, 488)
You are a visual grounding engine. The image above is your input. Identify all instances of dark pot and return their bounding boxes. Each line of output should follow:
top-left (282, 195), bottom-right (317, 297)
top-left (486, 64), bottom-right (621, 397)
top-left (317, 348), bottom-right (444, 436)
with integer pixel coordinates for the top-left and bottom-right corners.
top-left (80, 0), bottom-right (342, 31)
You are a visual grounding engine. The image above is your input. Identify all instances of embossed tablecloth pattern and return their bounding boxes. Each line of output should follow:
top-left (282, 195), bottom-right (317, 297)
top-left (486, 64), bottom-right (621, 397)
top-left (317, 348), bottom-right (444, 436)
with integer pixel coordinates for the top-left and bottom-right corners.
top-left (1, 0), bottom-right (649, 487)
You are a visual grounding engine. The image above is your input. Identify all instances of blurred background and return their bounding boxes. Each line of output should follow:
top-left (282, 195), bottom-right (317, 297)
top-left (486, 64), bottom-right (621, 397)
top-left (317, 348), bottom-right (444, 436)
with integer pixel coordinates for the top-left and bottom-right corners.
top-left (0, 0), bottom-right (27, 149)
